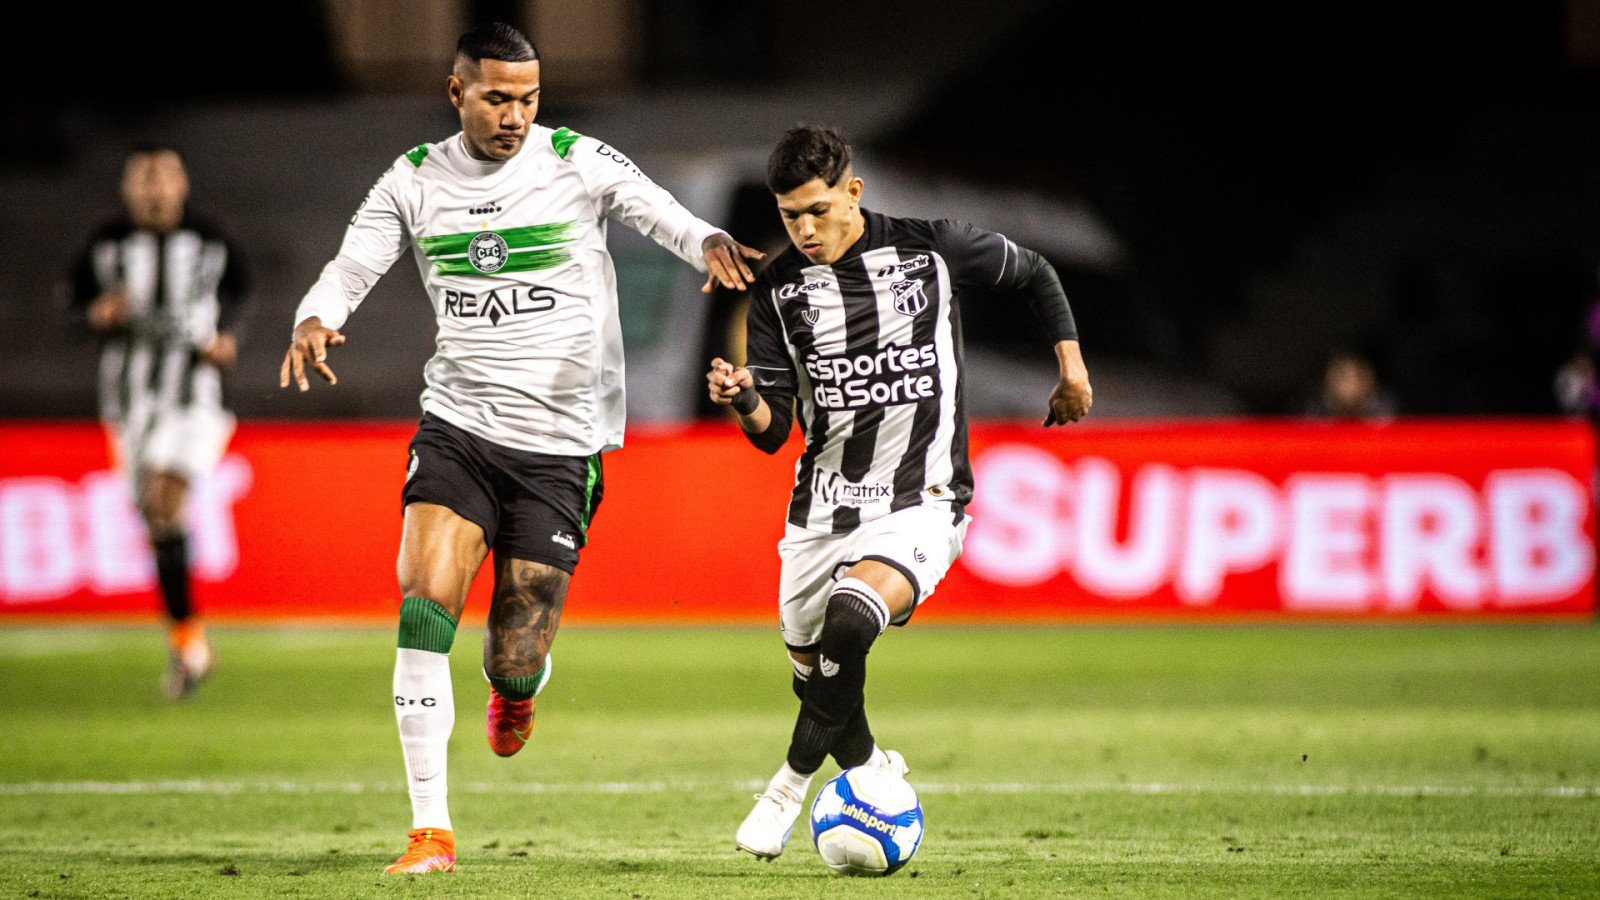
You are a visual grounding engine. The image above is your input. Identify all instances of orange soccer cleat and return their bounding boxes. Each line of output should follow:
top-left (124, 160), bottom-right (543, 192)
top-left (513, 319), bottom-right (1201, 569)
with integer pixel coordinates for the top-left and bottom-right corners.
top-left (383, 828), bottom-right (456, 874)
top-left (163, 621), bottom-right (215, 700)
top-left (486, 687), bottom-right (535, 757)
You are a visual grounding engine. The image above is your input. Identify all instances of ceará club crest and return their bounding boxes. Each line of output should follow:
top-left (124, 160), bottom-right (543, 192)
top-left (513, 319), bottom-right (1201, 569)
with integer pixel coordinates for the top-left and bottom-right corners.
top-left (891, 279), bottom-right (929, 317)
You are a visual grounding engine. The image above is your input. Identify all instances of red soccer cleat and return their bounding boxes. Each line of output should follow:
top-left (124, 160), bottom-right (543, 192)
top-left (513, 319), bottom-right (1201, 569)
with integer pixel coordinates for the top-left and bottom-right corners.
top-left (383, 828), bottom-right (456, 874)
top-left (486, 687), bottom-right (535, 757)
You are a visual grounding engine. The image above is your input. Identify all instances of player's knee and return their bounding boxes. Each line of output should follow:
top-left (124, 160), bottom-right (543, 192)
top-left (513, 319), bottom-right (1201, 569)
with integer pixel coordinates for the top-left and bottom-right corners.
top-left (819, 578), bottom-right (889, 659)
top-left (397, 571), bottom-right (461, 616)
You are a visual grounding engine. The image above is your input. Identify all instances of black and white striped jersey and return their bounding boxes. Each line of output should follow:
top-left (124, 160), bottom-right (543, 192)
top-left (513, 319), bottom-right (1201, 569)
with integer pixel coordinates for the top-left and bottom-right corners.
top-left (745, 209), bottom-right (1076, 534)
top-left (66, 215), bottom-right (250, 425)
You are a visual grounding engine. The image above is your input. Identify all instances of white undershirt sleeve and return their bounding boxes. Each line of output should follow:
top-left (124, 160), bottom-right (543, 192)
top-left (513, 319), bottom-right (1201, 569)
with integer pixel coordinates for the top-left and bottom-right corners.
top-left (567, 136), bottom-right (722, 272)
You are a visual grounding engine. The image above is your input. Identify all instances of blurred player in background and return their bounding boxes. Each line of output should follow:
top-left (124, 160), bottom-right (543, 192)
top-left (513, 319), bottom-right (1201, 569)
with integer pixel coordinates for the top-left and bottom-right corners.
top-left (65, 146), bottom-right (251, 700)
top-left (707, 125), bottom-right (1092, 860)
top-left (280, 23), bottom-right (762, 874)
top-left (1305, 350), bottom-right (1397, 421)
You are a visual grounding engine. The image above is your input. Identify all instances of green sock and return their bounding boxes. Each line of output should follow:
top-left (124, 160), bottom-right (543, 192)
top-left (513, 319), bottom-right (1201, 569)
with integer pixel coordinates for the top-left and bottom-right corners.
top-left (397, 597), bottom-right (457, 654)
top-left (488, 656), bottom-right (552, 702)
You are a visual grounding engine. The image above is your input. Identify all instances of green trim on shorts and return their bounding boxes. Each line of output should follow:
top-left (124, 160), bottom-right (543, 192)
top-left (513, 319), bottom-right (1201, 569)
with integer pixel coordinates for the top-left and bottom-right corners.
top-left (397, 597), bottom-right (457, 653)
top-left (580, 453), bottom-right (601, 534)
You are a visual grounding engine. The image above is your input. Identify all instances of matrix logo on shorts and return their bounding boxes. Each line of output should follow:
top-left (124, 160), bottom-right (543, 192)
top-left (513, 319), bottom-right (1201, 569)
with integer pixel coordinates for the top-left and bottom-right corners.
top-left (813, 470), bottom-right (893, 508)
top-left (804, 341), bottom-right (938, 410)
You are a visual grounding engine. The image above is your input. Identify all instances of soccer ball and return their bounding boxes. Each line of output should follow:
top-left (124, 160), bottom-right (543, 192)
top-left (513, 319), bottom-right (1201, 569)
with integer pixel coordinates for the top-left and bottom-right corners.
top-left (808, 766), bottom-right (924, 876)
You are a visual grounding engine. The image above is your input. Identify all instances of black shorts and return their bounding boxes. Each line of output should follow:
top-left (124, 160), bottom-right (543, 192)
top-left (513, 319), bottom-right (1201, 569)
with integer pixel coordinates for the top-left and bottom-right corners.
top-left (401, 413), bottom-right (604, 572)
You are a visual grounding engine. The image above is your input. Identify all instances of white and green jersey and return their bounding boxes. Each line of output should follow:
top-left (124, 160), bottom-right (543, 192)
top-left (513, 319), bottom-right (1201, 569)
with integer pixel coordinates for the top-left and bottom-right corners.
top-left (294, 125), bottom-right (723, 455)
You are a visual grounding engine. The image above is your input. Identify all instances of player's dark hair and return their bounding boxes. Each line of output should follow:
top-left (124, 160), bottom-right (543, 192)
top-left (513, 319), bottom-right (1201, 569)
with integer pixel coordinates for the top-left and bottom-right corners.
top-left (456, 22), bottom-right (539, 65)
top-left (126, 143), bottom-right (182, 160)
top-left (766, 125), bottom-right (853, 194)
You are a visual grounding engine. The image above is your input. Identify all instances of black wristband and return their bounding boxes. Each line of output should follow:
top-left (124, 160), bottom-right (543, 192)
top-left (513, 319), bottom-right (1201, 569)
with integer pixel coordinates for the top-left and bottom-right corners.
top-left (730, 388), bottom-right (761, 415)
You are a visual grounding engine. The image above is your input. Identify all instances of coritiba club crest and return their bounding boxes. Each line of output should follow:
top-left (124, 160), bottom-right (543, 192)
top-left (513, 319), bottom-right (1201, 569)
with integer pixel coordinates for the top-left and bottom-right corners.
top-left (467, 232), bottom-right (509, 274)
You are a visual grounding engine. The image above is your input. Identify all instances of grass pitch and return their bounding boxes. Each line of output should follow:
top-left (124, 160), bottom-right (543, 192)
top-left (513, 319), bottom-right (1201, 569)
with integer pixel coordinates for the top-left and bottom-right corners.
top-left (2, 624), bottom-right (1599, 898)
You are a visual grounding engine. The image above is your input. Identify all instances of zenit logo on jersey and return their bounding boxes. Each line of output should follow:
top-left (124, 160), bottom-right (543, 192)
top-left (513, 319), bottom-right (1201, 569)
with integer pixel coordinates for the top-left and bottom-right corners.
top-left (804, 341), bottom-right (938, 410)
top-left (417, 222), bottom-right (578, 277)
top-left (875, 254), bottom-right (930, 278)
top-left (779, 278), bottom-right (833, 300)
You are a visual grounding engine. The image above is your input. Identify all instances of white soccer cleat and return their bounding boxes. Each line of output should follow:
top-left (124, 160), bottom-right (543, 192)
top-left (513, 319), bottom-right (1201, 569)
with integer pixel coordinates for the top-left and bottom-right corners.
top-left (735, 784), bottom-right (805, 860)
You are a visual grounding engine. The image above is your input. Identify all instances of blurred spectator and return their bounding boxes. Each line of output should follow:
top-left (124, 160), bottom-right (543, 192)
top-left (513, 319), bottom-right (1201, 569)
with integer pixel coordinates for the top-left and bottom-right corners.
top-left (1554, 299), bottom-right (1600, 419)
top-left (1306, 351), bottom-right (1397, 421)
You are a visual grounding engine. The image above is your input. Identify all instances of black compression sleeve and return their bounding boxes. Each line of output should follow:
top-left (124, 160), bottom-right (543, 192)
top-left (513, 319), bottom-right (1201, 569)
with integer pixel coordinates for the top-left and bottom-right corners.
top-left (1013, 246), bottom-right (1077, 343)
top-left (742, 390), bottom-right (794, 454)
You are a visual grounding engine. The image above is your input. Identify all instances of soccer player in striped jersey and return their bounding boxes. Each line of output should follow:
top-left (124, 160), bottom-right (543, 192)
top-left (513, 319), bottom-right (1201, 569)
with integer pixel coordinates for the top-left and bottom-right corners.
top-left (279, 23), bottom-right (762, 874)
top-left (708, 125), bottom-right (1093, 859)
top-left (66, 145), bottom-right (251, 700)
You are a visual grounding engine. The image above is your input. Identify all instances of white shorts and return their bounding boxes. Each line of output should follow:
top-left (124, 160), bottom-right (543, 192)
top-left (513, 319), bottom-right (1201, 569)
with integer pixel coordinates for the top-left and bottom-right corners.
top-left (109, 406), bottom-right (235, 496)
top-left (776, 504), bottom-right (970, 650)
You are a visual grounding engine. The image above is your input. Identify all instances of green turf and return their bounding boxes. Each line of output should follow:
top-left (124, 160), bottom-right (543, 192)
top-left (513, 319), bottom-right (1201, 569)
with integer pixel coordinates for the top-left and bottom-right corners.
top-left (2, 625), bottom-right (1599, 898)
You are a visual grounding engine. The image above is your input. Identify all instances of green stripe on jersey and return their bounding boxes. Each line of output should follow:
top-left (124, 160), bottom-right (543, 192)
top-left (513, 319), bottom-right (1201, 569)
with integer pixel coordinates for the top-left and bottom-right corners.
top-left (417, 221), bottom-right (578, 258)
top-left (551, 127), bottom-right (582, 159)
top-left (431, 246), bottom-right (573, 277)
top-left (404, 144), bottom-right (430, 167)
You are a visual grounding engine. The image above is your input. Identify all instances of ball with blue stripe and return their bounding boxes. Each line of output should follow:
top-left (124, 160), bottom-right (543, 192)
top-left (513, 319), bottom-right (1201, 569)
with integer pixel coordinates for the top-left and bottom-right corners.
top-left (809, 766), bottom-right (924, 876)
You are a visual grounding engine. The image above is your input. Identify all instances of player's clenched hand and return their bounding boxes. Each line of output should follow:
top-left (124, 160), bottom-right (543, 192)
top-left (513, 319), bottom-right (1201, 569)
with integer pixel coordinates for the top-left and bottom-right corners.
top-left (1044, 375), bottom-right (1093, 426)
top-left (706, 357), bottom-right (754, 406)
top-left (279, 316), bottom-right (346, 392)
top-left (1044, 339), bottom-right (1092, 426)
top-left (701, 233), bottom-right (766, 294)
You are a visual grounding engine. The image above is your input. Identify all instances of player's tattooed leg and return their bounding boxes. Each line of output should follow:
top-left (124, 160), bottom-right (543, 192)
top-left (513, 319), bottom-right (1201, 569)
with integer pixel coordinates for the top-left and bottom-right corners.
top-left (484, 558), bottom-right (569, 679)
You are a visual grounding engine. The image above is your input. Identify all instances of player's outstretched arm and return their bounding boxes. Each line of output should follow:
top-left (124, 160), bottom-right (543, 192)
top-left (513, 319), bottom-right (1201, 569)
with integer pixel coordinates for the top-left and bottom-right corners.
top-left (700, 234), bottom-right (766, 294)
top-left (279, 316), bottom-right (347, 392)
top-left (1045, 339), bottom-right (1093, 426)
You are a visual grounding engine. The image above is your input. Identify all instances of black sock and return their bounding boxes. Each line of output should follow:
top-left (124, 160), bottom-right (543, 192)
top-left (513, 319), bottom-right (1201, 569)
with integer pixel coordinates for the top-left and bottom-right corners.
top-left (786, 591), bottom-right (880, 774)
top-left (831, 706), bottom-right (876, 769)
top-left (152, 532), bottom-right (192, 622)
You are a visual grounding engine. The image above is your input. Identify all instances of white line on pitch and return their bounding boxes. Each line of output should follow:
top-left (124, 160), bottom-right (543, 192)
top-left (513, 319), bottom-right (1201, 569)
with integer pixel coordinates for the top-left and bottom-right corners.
top-left (0, 780), bottom-right (1596, 798)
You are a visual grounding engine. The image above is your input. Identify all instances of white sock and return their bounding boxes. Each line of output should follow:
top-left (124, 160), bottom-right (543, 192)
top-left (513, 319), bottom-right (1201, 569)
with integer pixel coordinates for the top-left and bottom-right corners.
top-left (394, 648), bottom-right (455, 831)
top-left (769, 761), bottom-right (813, 798)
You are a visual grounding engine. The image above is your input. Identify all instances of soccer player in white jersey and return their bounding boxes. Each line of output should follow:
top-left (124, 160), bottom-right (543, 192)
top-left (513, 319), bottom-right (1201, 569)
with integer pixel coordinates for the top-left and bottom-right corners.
top-left (279, 23), bottom-right (762, 874)
top-left (67, 146), bottom-right (250, 699)
top-left (707, 126), bottom-right (1093, 859)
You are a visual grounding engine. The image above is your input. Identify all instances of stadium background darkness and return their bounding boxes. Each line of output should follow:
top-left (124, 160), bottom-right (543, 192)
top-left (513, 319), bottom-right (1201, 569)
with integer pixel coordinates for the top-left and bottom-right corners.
top-left (3, 1), bottom-right (1597, 421)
